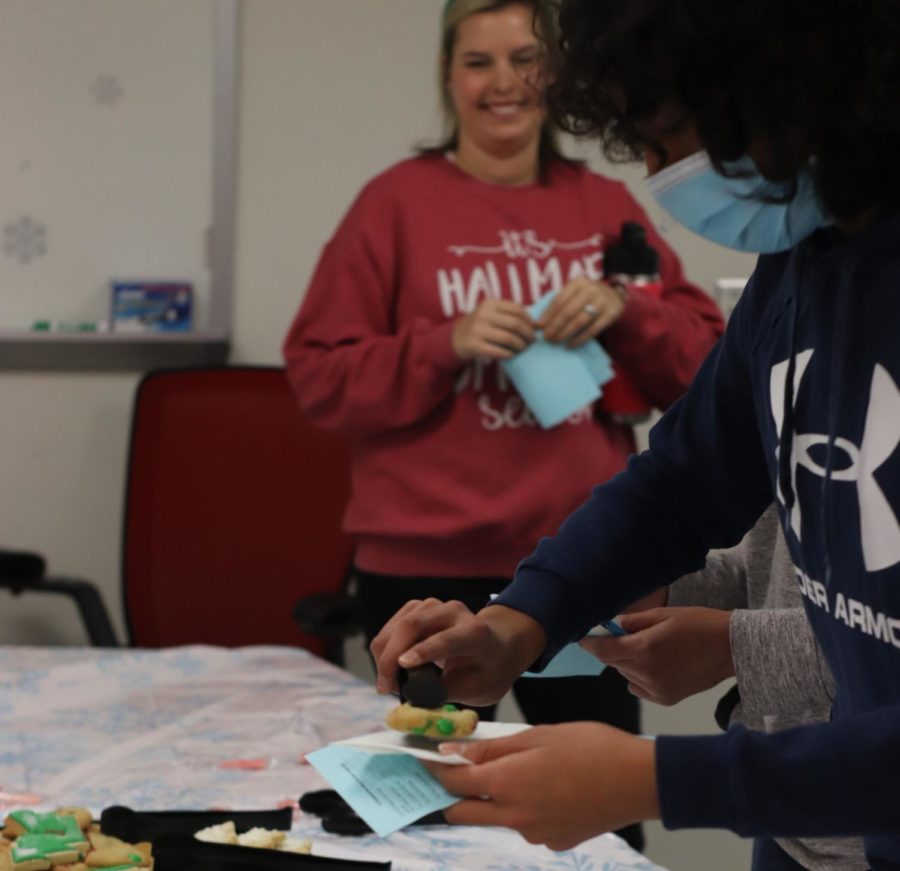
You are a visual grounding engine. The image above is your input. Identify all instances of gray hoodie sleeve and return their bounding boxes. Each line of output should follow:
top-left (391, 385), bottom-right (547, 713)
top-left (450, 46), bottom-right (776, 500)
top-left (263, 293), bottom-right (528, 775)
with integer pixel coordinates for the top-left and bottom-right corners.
top-left (667, 504), bottom-right (836, 720)
top-left (730, 606), bottom-right (836, 721)
top-left (667, 546), bottom-right (750, 610)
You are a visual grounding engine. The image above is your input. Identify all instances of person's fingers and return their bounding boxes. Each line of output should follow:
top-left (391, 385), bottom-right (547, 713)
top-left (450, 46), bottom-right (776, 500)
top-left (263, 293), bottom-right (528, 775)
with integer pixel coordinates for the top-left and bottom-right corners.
top-left (370, 598), bottom-right (440, 693)
top-left (578, 636), bottom-right (632, 665)
top-left (566, 302), bottom-right (619, 346)
top-left (477, 325), bottom-right (530, 354)
top-left (615, 661), bottom-right (680, 706)
top-left (540, 282), bottom-right (595, 340)
top-left (392, 620), bottom-right (505, 706)
top-left (442, 798), bottom-right (511, 828)
top-left (489, 298), bottom-right (532, 318)
top-left (426, 732), bottom-right (537, 798)
top-left (423, 759), bottom-right (495, 803)
top-left (371, 599), bottom-right (474, 693)
top-left (440, 661), bottom-right (506, 706)
top-left (370, 598), bottom-right (428, 656)
top-left (626, 680), bottom-right (655, 701)
top-left (488, 311), bottom-right (536, 344)
top-left (393, 604), bottom-right (480, 667)
top-left (574, 303), bottom-right (619, 344)
top-left (538, 279), bottom-right (625, 345)
top-left (616, 608), bottom-right (669, 634)
top-left (562, 309), bottom-right (604, 346)
top-left (439, 729), bottom-right (536, 765)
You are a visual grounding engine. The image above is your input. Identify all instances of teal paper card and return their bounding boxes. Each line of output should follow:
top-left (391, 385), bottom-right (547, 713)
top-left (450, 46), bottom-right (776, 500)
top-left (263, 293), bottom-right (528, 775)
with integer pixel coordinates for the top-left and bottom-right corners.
top-left (500, 291), bottom-right (614, 429)
top-left (502, 341), bottom-right (602, 428)
top-left (306, 745), bottom-right (457, 838)
top-left (523, 619), bottom-right (627, 679)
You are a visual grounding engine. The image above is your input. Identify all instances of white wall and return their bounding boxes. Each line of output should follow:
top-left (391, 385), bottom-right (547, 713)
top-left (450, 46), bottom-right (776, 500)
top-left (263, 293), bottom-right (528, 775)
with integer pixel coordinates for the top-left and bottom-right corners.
top-left (0, 1), bottom-right (759, 867)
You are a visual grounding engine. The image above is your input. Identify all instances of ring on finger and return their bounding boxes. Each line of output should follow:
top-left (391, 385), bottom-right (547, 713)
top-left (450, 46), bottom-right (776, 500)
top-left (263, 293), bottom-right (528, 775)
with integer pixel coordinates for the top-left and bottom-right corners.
top-left (583, 302), bottom-right (599, 317)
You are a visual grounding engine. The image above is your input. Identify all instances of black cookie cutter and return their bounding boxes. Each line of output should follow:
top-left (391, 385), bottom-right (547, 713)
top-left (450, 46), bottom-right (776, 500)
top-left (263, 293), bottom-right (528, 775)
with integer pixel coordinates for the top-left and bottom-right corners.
top-left (298, 790), bottom-right (444, 836)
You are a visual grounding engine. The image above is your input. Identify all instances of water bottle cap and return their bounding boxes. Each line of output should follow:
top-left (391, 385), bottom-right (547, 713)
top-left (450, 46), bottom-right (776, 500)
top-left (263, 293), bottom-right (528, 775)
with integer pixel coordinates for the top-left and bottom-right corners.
top-left (604, 221), bottom-right (660, 276)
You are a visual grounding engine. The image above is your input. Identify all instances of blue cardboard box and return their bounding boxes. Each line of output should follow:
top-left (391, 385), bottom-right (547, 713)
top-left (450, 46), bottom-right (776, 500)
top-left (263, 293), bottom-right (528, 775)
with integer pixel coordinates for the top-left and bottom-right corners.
top-left (111, 282), bottom-right (193, 333)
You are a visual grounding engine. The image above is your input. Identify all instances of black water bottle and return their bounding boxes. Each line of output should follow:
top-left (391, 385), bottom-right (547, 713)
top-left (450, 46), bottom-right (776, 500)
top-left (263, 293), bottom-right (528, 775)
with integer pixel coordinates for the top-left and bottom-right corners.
top-left (597, 221), bottom-right (663, 424)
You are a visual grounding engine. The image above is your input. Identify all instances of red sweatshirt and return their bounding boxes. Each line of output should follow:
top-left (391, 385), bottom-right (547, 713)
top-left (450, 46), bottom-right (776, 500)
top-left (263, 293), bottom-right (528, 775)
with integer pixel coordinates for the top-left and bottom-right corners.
top-left (283, 155), bottom-right (724, 577)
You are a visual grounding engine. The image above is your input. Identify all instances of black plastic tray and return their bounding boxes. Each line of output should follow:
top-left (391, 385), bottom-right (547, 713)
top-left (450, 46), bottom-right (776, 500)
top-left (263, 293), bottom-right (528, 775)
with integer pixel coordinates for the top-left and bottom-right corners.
top-left (100, 805), bottom-right (293, 842)
top-left (153, 833), bottom-right (390, 870)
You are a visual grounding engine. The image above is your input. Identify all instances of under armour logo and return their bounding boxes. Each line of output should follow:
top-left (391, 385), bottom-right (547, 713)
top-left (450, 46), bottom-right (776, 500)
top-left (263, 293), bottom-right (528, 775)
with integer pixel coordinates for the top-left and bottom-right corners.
top-left (770, 352), bottom-right (900, 572)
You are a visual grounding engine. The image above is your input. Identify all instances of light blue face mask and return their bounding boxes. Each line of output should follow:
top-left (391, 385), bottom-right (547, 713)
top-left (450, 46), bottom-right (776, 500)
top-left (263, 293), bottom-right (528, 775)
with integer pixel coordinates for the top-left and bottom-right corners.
top-left (644, 152), bottom-right (828, 253)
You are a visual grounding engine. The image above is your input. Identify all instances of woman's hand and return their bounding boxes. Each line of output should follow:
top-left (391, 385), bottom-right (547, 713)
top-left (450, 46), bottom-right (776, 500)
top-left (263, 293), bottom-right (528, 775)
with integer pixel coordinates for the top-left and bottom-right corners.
top-left (452, 299), bottom-right (536, 361)
top-left (539, 277), bottom-right (626, 347)
top-left (580, 607), bottom-right (734, 706)
top-left (429, 722), bottom-right (658, 851)
top-left (370, 601), bottom-right (546, 707)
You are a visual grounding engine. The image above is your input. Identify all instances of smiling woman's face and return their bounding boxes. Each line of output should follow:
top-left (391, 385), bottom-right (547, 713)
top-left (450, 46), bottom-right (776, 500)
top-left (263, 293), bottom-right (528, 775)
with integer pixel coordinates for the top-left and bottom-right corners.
top-left (446, 3), bottom-right (546, 158)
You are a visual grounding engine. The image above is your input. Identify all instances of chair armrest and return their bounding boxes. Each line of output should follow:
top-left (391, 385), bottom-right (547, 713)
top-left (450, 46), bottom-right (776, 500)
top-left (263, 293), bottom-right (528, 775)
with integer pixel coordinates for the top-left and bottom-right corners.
top-left (0, 549), bottom-right (47, 589)
top-left (38, 576), bottom-right (120, 647)
top-left (0, 557), bottom-right (120, 647)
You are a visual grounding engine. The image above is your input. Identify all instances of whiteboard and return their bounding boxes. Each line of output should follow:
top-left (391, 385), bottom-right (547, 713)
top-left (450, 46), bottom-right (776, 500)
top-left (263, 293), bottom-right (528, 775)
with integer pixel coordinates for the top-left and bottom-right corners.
top-left (0, 0), bottom-right (233, 336)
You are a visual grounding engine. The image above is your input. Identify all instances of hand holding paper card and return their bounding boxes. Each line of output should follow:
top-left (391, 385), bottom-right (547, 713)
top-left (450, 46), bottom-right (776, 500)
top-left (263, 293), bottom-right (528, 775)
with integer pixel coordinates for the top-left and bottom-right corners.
top-left (307, 746), bottom-right (457, 838)
top-left (308, 722), bottom-right (532, 836)
top-left (500, 291), bottom-right (614, 429)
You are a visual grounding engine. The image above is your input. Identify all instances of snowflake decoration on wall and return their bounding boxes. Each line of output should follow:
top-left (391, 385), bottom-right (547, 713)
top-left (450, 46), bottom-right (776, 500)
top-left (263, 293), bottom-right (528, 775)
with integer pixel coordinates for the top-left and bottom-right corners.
top-left (3, 216), bottom-right (48, 263)
top-left (91, 74), bottom-right (123, 105)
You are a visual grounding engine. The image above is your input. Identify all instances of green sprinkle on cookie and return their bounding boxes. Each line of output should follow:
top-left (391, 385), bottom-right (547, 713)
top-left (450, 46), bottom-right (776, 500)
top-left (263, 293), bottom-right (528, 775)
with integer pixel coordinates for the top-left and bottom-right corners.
top-left (435, 718), bottom-right (456, 736)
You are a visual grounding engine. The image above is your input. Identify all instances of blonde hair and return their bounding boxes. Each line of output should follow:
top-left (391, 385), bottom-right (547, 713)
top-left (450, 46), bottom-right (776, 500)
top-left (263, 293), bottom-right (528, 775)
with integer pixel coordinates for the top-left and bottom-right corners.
top-left (422, 0), bottom-right (572, 172)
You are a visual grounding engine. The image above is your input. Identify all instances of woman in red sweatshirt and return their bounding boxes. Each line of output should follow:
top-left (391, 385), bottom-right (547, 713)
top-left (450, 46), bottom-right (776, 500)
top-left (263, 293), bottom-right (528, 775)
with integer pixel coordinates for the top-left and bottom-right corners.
top-left (282, 0), bottom-right (723, 850)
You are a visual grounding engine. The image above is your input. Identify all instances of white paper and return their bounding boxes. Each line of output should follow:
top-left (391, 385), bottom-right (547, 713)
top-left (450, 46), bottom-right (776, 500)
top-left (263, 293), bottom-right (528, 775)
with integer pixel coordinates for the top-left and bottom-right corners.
top-left (335, 721), bottom-right (531, 766)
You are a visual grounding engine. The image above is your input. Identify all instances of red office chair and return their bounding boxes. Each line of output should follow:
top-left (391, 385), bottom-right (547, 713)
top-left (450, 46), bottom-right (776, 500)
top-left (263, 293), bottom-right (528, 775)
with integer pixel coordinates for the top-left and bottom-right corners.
top-left (122, 366), bottom-right (358, 662)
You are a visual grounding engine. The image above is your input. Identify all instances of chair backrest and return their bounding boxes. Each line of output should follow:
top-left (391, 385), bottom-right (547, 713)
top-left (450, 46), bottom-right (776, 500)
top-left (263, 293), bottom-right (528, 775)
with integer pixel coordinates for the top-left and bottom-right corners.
top-left (122, 366), bottom-right (353, 654)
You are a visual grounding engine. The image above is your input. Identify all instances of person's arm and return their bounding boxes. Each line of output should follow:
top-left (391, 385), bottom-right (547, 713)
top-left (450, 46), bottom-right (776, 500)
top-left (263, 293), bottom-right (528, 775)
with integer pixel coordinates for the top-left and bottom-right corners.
top-left (657, 707), bottom-right (900, 837)
top-left (282, 184), bottom-right (464, 436)
top-left (600, 192), bottom-right (726, 410)
top-left (493, 266), bottom-right (775, 663)
top-left (667, 547), bottom-right (751, 611)
top-left (593, 511), bottom-right (837, 715)
top-left (384, 260), bottom-right (900, 842)
top-left (427, 706), bottom-right (900, 847)
top-left (729, 607), bottom-right (835, 720)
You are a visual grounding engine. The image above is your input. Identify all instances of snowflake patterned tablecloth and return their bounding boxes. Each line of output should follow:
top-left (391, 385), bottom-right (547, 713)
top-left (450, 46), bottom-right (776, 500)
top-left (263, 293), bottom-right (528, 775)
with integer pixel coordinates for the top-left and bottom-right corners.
top-left (0, 645), bottom-right (666, 871)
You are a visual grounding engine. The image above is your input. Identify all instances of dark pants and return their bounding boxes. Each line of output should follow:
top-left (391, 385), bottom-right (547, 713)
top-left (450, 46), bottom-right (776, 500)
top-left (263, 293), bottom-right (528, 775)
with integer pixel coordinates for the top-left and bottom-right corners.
top-left (356, 569), bottom-right (644, 852)
top-left (752, 838), bottom-right (808, 871)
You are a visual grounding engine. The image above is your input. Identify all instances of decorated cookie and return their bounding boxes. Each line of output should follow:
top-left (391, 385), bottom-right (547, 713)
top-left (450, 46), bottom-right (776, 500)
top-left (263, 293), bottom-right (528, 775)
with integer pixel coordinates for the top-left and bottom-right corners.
top-left (83, 846), bottom-right (146, 868)
top-left (385, 702), bottom-right (478, 738)
top-left (3, 812), bottom-right (88, 851)
top-left (235, 828), bottom-right (285, 849)
top-left (280, 836), bottom-right (313, 854)
top-left (13, 834), bottom-right (80, 865)
top-left (6, 840), bottom-right (50, 871)
top-left (53, 809), bottom-right (92, 833)
top-left (194, 821), bottom-right (237, 845)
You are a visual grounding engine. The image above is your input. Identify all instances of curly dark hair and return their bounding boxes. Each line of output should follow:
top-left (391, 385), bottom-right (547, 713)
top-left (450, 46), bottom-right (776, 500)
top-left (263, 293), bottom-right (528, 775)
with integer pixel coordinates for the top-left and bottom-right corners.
top-left (548, 0), bottom-right (900, 223)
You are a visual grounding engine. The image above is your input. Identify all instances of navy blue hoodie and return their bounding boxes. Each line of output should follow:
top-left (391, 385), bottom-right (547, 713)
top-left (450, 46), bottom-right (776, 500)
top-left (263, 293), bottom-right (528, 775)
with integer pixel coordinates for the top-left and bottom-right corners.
top-left (496, 212), bottom-right (900, 867)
